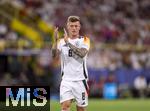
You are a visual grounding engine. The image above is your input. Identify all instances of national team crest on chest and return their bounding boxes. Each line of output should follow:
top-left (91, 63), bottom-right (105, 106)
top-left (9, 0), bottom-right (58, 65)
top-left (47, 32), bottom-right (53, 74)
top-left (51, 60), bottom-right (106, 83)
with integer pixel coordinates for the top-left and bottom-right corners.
top-left (75, 41), bottom-right (80, 47)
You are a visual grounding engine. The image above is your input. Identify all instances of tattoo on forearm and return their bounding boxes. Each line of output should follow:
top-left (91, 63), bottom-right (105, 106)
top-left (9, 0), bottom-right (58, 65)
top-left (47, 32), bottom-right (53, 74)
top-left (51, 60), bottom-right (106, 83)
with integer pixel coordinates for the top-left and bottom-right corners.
top-left (52, 41), bottom-right (59, 58)
top-left (67, 43), bottom-right (88, 58)
top-left (52, 48), bottom-right (60, 58)
top-left (52, 49), bottom-right (57, 58)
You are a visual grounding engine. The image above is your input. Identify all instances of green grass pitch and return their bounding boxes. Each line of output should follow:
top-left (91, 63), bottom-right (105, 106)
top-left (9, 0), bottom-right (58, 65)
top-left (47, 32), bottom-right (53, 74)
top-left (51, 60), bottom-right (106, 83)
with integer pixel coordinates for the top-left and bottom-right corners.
top-left (50, 99), bottom-right (150, 111)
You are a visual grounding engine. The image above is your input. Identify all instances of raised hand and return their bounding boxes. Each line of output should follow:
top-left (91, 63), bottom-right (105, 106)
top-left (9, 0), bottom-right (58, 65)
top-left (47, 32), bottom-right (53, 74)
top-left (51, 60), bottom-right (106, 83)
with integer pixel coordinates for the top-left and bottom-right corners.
top-left (64, 28), bottom-right (69, 43)
top-left (52, 27), bottom-right (59, 58)
top-left (54, 27), bottom-right (59, 41)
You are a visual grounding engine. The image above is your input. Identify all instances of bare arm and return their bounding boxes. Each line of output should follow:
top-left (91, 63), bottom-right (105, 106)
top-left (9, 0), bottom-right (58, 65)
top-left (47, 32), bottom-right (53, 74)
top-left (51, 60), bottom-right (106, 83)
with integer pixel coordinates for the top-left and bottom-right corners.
top-left (52, 42), bottom-right (60, 58)
top-left (67, 42), bottom-right (88, 58)
top-left (52, 27), bottom-right (60, 58)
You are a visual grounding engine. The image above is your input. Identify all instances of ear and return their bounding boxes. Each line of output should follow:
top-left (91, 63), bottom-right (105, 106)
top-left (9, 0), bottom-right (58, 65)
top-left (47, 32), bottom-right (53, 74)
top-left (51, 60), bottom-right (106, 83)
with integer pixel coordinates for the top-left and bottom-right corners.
top-left (78, 23), bottom-right (81, 30)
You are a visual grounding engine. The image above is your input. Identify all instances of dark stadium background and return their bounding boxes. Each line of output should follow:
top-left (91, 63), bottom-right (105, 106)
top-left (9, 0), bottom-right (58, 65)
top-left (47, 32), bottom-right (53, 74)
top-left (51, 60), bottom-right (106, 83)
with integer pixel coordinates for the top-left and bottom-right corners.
top-left (0, 0), bottom-right (150, 111)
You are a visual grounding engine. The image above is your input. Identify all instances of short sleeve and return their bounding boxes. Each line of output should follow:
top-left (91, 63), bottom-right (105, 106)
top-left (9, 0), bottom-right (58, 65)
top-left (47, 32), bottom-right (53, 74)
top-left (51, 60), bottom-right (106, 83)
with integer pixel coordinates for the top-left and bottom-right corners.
top-left (81, 36), bottom-right (90, 50)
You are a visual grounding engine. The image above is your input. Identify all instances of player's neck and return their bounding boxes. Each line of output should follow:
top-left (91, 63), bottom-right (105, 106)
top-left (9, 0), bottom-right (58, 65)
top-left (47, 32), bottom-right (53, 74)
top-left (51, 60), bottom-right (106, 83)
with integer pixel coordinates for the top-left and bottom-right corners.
top-left (70, 34), bottom-right (79, 39)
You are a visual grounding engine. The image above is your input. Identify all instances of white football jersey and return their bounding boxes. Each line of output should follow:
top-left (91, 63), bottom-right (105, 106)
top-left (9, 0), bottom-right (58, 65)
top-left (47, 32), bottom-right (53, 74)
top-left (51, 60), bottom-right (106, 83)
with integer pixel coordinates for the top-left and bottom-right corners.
top-left (57, 36), bottom-right (90, 81)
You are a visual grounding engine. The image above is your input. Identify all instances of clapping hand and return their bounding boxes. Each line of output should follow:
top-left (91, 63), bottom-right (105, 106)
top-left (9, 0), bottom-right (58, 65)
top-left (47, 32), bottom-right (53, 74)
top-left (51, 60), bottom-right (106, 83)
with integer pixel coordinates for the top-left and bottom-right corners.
top-left (54, 27), bottom-right (59, 42)
top-left (64, 28), bottom-right (69, 43)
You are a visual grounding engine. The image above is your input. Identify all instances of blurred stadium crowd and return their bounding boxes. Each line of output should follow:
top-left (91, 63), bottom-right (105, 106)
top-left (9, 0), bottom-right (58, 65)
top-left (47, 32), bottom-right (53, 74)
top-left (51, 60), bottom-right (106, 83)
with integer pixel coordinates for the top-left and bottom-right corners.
top-left (0, 0), bottom-right (150, 98)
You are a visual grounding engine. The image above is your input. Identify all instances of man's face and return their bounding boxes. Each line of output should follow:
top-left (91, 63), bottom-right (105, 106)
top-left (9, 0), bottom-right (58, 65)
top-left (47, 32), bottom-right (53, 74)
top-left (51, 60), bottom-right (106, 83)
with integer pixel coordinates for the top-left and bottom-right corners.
top-left (67, 21), bottom-right (81, 37)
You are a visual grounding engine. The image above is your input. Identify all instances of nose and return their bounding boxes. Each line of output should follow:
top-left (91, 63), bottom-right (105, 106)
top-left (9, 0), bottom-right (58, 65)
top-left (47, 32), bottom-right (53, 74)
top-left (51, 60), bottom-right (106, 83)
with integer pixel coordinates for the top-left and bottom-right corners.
top-left (72, 26), bottom-right (76, 29)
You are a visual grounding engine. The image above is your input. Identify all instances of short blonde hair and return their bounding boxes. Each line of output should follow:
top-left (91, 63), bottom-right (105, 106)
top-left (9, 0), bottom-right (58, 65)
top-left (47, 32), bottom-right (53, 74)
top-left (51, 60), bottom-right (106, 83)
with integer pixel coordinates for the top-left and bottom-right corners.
top-left (67, 16), bottom-right (80, 22)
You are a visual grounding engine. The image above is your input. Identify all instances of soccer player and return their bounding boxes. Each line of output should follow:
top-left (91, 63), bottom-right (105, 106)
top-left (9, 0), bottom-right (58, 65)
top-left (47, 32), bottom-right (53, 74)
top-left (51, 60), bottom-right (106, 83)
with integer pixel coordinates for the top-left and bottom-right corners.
top-left (52, 16), bottom-right (90, 111)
